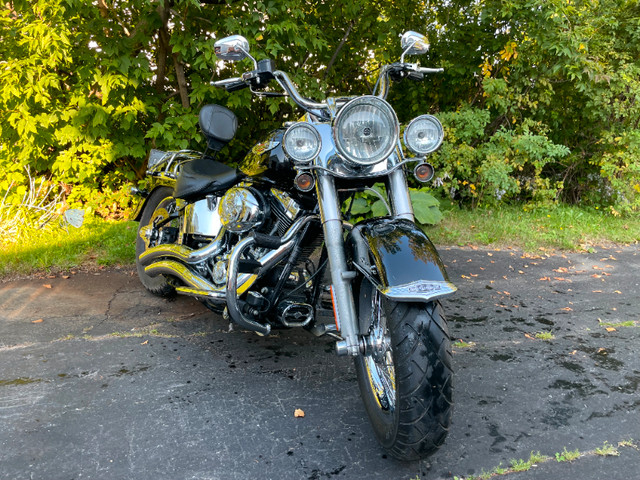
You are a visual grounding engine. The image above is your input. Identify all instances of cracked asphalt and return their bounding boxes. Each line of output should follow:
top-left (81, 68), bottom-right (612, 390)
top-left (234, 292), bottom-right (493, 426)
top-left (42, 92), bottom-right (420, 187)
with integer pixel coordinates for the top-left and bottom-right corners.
top-left (1, 245), bottom-right (639, 479)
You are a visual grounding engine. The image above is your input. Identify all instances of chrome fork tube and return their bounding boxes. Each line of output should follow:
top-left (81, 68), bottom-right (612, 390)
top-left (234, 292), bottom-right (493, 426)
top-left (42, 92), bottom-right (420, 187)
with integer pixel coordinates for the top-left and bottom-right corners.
top-left (388, 167), bottom-right (415, 221)
top-left (316, 173), bottom-right (360, 356)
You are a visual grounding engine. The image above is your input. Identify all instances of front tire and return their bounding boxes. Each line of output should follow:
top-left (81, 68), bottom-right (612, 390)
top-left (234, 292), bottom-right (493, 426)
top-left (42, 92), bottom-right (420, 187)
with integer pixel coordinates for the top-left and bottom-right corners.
top-left (355, 279), bottom-right (453, 461)
top-left (135, 187), bottom-right (177, 297)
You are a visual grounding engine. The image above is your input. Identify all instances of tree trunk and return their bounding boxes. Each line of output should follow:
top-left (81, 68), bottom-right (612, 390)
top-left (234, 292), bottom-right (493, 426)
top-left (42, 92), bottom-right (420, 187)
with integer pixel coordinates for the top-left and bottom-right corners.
top-left (173, 53), bottom-right (190, 108)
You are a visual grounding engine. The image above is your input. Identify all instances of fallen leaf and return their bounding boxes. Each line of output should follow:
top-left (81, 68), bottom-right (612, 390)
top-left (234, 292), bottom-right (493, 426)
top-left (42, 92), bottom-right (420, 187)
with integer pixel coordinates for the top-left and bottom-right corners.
top-left (597, 348), bottom-right (607, 354)
top-left (62, 275), bottom-right (70, 279)
top-left (592, 290), bottom-right (603, 293)
top-left (561, 307), bottom-right (573, 311)
top-left (553, 267), bottom-right (569, 273)
top-left (569, 350), bottom-right (577, 355)
top-left (503, 291), bottom-right (511, 296)
top-left (606, 327), bottom-right (616, 332)
top-left (32, 319), bottom-right (44, 324)
top-left (43, 284), bottom-right (52, 289)
top-left (554, 277), bottom-right (571, 282)
top-left (294, 409), bottom-right (305, 418)
top-left (141, 340), bottom-right (149, 345)
top-left (487, 252), bottom-right (493, 257)
top-left (539, 277), bottom-right (551, 281)
top-left (603, 272), bottom-right (611, 276)
top-left (614, 290), bottom-right (622, 294)
top-left (524, 333), bottom-right (534, 340)
top-left (518, 270), bottom-right (524, 274)
top-left (461, 275), bottom-right (470, 279)
top-left (470, 273), bottom-right (479, 277)
top-left (591, 274), bottom-right (602, 279)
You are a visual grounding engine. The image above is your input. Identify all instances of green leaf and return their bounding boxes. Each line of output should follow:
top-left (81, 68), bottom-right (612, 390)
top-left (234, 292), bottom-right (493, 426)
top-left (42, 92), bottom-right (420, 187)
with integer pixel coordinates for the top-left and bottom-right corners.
top-left (349, 197), bottom-right (371, 215)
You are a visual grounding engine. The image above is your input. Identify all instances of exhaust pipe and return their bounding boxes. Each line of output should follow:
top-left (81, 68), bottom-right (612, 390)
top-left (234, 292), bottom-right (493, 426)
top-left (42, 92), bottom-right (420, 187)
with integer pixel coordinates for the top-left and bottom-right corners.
top-left (138, 229), bottom-right (226, 267)
top-left (144, 215), bottom-right (319, 335)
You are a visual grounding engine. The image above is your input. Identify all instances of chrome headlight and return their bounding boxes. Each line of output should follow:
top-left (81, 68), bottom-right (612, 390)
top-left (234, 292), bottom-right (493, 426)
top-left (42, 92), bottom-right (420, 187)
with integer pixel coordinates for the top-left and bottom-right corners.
top-left (282, 123), bottom-right (321, 163)
top-left (218, 187), bottom-right (265, 233)
top-left (404, 115), bottom-right (443, 155)
top-left (333, 96), bottom-right (399, 166)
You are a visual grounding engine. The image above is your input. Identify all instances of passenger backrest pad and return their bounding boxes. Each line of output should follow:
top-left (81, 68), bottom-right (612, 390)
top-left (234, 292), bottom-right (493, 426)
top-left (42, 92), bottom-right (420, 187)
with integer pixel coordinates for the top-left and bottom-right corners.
top-left (199, 104), bottom-right (238, 151)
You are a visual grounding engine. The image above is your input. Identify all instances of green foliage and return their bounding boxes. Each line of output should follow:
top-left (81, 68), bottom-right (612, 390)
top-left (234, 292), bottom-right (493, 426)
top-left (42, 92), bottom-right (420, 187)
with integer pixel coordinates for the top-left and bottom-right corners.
top-left (0, 218), bottom-right (136, 276)
top-left (594, 441), bottom-right (620, 457)
top-left (431, 107), bottom-right (569, 207)
top-left (555, 447), bottom-right (581, 462)
top-left (343, 184), bottom-right (443, 227)
top-left (1, 0), bottom-right (639, 224)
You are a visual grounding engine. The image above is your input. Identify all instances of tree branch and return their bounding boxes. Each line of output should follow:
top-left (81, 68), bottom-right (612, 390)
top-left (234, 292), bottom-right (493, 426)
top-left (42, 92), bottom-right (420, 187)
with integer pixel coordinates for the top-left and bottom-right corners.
top-left (323, 21), bottom-right (354, 80)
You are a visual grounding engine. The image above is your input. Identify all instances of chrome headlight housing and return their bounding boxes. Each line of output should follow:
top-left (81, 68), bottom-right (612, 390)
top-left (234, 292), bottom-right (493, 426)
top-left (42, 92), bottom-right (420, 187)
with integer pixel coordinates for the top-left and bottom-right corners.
top-left (404, 115), bottom-right (443, 155)
top-left (218, 187), bottom-right (265, 233)
top-left (333, 96), bottom-right (399, 166)
top-left (282, 123), bottom-right (321, 163)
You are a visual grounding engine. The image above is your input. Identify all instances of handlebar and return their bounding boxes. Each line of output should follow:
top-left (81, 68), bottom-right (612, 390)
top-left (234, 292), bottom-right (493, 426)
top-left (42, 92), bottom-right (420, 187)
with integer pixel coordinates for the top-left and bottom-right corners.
top-left (213, 61), bottom-right (443, 113)
top-left (211, 77), bottom-right (248, 92)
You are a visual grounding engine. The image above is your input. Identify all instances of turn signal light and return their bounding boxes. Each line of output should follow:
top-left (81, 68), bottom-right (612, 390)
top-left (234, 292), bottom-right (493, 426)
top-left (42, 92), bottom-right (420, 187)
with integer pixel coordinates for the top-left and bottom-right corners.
top-left (295, 173), bottom-right (315, 192)
top-left (414, 162), bottom-right (434, 183)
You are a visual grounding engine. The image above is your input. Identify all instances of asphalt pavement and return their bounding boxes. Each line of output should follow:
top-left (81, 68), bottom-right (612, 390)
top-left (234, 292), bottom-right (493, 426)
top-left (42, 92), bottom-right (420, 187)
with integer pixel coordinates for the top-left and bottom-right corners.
top-left (1, 245), bottom-right (639, 480)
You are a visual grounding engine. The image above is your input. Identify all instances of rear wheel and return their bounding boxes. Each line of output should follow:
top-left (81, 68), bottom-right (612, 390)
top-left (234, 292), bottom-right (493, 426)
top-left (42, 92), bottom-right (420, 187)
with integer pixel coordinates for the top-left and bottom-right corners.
top-left (135, 187), bottom-right (177, 297)
top-left (354, 279), bottom-right (453, 461)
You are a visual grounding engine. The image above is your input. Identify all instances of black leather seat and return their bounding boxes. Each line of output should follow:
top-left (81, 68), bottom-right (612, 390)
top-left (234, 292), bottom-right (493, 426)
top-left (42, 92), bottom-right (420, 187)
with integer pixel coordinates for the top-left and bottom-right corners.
top-left (173, 157), bottom-right (241, 201)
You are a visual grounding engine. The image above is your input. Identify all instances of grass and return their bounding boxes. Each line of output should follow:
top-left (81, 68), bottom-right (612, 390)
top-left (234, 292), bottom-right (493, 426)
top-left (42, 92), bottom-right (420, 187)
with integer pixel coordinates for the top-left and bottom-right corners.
top-left (453, 339), bottom-right (476, 349)
top-left (594, 441), bottom-right (619, 457)
top-left (0, 217), bottom-right (137, 278)
top-left (554, 446), bottom-right (581, 462)
top-left (598, 319), bottom-right (638, 328)
top-left (428, 202), bottom-right (640, 251)
top-left (534, 331), bottom-right (555, 341)
top-left (1, 202), bottom-right (639, 279)
top-left (454, 440), bottom-right (634, 479)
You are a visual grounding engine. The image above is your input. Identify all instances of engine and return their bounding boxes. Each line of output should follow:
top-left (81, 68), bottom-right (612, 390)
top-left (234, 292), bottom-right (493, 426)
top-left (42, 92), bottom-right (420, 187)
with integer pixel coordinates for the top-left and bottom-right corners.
top-left (186, 185), bottom-right (301, 287)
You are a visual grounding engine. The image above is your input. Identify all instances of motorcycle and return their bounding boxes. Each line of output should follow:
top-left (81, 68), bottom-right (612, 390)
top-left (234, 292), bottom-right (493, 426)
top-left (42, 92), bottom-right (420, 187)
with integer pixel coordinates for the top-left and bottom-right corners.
top-left (132, 31), bottom-right (457, 461)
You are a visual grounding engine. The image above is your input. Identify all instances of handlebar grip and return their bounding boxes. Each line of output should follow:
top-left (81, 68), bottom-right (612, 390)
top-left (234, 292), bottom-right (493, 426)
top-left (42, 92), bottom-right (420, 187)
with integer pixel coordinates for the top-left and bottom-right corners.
top-left (417, 67), bottom-right (444, 74)
top-left (408, 71), bottom-right (425, 81)
top-left (224, 80), bottom-right (249, 92)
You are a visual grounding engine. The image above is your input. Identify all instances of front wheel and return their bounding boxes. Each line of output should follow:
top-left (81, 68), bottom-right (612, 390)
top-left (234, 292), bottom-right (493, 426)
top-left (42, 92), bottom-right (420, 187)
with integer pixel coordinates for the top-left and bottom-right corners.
top-left (355, 279), bottom-right (453, 461)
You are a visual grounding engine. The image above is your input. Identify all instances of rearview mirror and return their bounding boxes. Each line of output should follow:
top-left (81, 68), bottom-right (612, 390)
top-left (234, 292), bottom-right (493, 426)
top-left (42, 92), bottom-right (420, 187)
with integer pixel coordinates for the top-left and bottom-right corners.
top-left (400, 31), bottom-right (429, 59)
top-left (214, 35), bottom-right (250, 62)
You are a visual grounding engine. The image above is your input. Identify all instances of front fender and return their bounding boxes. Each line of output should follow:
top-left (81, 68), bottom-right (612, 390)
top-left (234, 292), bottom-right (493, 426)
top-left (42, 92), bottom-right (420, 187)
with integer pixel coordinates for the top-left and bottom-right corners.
top-left (346, 217), bottom-right (457, 302)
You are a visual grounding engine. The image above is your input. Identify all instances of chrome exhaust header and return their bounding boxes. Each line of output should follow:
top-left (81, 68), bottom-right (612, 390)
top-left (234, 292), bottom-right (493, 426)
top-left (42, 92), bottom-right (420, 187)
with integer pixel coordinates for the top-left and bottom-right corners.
top-left (144, 214), bottom-right (319, 334)
top-left (138, 228), bottom-right (226, 267)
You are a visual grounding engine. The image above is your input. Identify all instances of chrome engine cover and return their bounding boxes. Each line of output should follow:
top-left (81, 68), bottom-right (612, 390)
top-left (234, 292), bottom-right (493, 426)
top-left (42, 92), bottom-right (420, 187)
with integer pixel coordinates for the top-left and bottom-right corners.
top-left (180, 196), bottom-right (223, 238)
top-left (219, 186), bottom-right (265, 233)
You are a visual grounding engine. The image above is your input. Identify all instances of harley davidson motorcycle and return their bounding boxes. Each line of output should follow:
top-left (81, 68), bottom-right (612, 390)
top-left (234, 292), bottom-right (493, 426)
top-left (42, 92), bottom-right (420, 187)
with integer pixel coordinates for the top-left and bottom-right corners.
top-left (132, 31), bottom-right (456, 460)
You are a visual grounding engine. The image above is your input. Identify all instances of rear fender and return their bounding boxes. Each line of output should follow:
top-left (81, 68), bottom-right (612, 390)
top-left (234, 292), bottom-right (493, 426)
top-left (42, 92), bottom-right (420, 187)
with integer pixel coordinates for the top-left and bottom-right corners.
top-left (346, 217), bottom-right (456, 302)
top-left (130, 179), bottom-right (177, 222)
